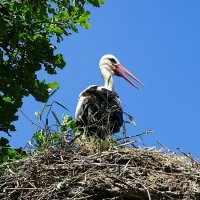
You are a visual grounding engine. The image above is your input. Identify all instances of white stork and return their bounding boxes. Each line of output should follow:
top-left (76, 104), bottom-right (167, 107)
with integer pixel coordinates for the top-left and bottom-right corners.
top-left (75, 54), bottom-right (144, 138)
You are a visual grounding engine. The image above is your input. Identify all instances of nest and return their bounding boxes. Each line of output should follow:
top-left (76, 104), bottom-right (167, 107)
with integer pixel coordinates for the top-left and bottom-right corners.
top-left (0, 142), bottom-right (200, 200)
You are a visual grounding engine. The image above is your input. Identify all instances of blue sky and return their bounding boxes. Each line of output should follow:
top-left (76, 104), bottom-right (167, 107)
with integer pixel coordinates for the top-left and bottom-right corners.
top-left (1, 1), bottom-right (200, 158)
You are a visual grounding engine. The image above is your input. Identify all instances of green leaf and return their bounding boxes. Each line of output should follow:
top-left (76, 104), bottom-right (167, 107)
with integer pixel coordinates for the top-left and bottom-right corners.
top-left (80, 22), bottom-right (91, 29)
top-left (33, 34), bottom-right (43, 40)
top-left (52, 111), bottom-right (61, 126)
top-left (48, 82), bottom-right (59, 89)
top-left (33, 130), bottom-right (45, 144)
top-left (54, 54), bottom-right (66, 68)
top-left (75, 11), bottom-right (91, 29)
top-left (56, 179), bottom-right (68, 190)
top-left (39, 104), bottom-right (49, 121)
top-left (49, 86), bottom-right (60, 97)
top-left (53, 27), bottom-right (64, 35)
top-left (98, 0), bottom-right (104, 4)
top-left (53, 101), bottom-right (69, 111)
top-left (0, 137), bottom-right (9, 147)
top-left (2, 97), bottom-right (12, 103)
top-left (87, 0), bottom-right (104, 7)
top-left (69, 120), bottom-right (76, 129)
top-left (123, 112), bottom-right (137, 126)
top-left (7, 149), bottom-right (17, 159)
top-left (130, 119), bottom-right (137, 126)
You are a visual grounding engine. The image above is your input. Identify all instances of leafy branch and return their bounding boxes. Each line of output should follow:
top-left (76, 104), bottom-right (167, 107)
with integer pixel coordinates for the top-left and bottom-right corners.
top-left (0, 0), bottom-right (104, 134)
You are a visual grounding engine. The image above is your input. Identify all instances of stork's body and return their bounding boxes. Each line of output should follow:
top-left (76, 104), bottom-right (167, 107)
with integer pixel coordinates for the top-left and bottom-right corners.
top-left (75, 85), bottom-right (123, 137)
top-left (75, 54), bottom-right (143, 138)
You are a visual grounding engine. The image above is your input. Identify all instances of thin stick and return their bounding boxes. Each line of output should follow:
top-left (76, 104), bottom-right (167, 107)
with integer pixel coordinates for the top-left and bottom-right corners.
top-left (117, 140), bottom-right (138, 147)
top-left (176, 147), bottom-right (199, 165)
top-left (5, 188), bottom-right (44, 190)
top-left (116, 130), bottom-right (153, 141)
top-left (118, 158), bottom-right (131, 177)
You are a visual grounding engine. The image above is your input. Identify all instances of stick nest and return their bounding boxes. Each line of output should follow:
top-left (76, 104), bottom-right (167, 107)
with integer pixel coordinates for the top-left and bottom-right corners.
top-left (0, 142), bottom-right (200, 200)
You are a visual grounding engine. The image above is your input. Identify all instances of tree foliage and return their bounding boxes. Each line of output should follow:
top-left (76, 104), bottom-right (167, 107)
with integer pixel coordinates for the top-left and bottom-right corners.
top-left (0, 0), bottom-right (104, 134)
top-left (0, 137), bottom-right (27, 164)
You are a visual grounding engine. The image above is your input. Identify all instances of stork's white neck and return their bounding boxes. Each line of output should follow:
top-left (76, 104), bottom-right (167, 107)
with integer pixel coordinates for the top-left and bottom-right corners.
top-left (103, 74), bottom-right (114, 91)
top-left (99, 57), bottom-right (117, 92)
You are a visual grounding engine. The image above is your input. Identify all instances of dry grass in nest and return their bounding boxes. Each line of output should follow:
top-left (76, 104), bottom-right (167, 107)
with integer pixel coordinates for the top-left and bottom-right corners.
top-left (0, 139), bottom-right (200, 200)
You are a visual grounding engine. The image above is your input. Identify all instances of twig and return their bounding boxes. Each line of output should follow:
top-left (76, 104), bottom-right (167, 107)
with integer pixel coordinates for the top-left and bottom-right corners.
top-left (118, 158), bottom-right (131, 177)
top-left (176, 147), bottom-right (199, 165)
top-left (157, 141), bottom-right (174, 154)
top-left (5, 187), bottom-right (44, 190)
top-left (128, 174), bottom-right (151, 200)
top-left (19, 109), bottom-right (39, 128)
top-left (115, 130), bottom-right (153, 141)
top-left (117, 140), bottom-right (138, 147)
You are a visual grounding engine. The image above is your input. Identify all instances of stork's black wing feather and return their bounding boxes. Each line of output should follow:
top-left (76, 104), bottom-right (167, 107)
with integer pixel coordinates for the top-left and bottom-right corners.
top-left (76, 86), bottom-right (123, 138)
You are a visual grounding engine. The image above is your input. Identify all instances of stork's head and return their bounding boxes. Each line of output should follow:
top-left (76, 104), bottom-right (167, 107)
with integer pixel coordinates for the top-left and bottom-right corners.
top-left (99, 54), bottom-right (144, 90)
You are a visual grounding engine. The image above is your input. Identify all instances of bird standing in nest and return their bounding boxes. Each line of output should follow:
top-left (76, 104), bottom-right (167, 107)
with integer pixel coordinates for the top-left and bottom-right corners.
top-left (75, 54), bottom-right (144, 139)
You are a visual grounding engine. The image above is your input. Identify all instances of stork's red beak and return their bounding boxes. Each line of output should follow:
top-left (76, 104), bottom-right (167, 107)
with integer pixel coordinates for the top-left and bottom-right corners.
top-left (114, 64), bottom-right (144, 90)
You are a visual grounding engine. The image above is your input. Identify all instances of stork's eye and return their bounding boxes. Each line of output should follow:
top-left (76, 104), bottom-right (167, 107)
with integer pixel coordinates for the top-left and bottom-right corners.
top-left (109, 58), bottom-right (117, 64)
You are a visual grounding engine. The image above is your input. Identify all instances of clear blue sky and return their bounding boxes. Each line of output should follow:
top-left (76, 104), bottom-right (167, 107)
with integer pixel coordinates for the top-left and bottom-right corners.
top-left (1, 1), bottom-right (200, 158)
